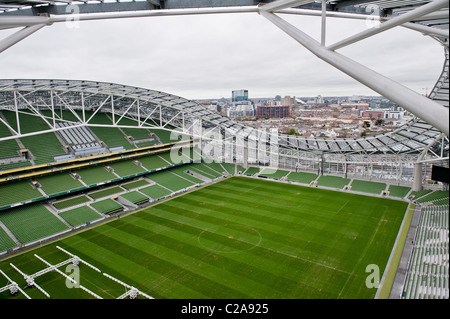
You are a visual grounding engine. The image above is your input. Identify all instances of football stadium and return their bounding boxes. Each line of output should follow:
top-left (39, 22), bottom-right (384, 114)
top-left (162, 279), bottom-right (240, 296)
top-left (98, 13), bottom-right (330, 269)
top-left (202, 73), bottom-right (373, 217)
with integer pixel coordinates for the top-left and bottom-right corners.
top-left (0, 0), bottom-right (448, 302)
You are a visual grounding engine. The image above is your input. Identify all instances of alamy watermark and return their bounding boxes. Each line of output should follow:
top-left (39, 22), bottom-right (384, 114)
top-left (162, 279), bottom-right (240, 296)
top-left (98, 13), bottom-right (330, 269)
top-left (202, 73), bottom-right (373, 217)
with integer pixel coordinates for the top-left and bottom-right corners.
top-left (365, 5), bottom-right (381, 29)
top-left (365, 264), bottom-right (380, 289)
top-left (167, 119), bottom-right (281, 176)
top-left (65, 4), bottom-right (80, 29)
top-left (65, 264), bottom-right (80, 289)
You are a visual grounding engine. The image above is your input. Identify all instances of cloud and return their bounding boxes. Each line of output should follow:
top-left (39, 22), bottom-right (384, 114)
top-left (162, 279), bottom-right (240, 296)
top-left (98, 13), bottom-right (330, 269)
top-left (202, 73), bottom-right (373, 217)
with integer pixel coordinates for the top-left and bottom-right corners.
top-left (0, 12), bottom-right (444, 100)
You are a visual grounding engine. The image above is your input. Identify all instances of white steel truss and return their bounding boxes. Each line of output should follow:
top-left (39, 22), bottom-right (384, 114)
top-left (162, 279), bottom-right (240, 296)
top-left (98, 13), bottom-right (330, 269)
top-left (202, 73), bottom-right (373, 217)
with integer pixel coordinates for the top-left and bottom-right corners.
top-left (0, 0), bottom-right (448, 188)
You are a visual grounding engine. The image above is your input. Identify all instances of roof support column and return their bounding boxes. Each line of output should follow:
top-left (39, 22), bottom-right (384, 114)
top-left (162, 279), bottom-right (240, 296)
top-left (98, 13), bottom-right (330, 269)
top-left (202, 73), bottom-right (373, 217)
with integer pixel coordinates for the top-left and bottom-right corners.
top-left (413, 162), bottom-right (423, 192)
top-left (321, 0), bottom-right (326, 46)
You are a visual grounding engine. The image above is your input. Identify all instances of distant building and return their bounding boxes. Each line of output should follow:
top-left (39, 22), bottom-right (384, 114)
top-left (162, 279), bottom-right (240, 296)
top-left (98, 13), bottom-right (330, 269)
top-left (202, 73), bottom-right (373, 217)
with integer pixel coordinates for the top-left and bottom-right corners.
top-left (232, 89), bottom-right (248, 102)
top-left (340, 102), bottom-right (370, 110)
top-left (315, 95), bottom-right (324, 104)
top-left (257, 105), bottom-right (290, 118)
top-left (281, 96), bottom-right (297, 108)
top-left (361, 110), bottom-right (386, 119)
top-left (228, 89), bottom-right (255, 118)
top-left (227, 102), bottom-right (255, 118)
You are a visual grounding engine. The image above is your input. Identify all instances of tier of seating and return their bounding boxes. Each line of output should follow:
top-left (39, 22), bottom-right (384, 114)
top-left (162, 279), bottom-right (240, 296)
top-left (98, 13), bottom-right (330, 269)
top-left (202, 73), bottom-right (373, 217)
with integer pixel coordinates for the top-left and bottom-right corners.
top-left (242, 165), bottom-right (416, 199)
top-left (349, 179), bottom-right (387, 195)
top-left (0, 154), bottom-right (231, 254)
top-left (316, 175), bottom-right (351, 189)
top-left (415, 190), bottom-right (449, 205)
top-left (56, 122), bottom-right (104, 156)
top-left (1, 110), bottom-right (67, 165)
top-left (0, 203), bottom-right (70, 246)
top-left (0, 109), bottom-right (186, 173)
top-left (286, 171), bottom-right (318, 184)
top-left (402, 205), bottom-right (449, 299)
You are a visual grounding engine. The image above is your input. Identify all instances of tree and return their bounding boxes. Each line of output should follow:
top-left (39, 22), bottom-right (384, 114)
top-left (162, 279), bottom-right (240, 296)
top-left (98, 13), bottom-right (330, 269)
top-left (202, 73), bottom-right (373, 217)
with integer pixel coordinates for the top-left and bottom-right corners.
top-left (288, 128), bottom-right (297, 135)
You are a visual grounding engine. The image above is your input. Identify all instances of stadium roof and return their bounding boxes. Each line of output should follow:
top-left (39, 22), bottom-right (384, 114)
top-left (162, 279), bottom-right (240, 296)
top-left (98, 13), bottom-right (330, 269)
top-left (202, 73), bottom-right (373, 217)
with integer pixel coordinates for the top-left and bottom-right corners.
top-left (0, 0), bottom-right (448, 159)
top-left (0, 0), bottom-right (441, 14)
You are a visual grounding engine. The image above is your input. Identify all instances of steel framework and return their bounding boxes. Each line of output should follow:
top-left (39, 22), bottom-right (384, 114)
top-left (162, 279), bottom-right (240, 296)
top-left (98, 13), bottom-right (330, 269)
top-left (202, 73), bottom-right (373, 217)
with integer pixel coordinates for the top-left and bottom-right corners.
top-left (0, 0), bottom-right (448, 189)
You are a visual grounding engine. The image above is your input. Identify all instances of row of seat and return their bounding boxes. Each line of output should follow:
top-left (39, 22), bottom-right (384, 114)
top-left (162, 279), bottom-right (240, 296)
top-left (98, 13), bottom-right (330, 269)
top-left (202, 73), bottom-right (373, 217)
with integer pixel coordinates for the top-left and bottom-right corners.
top-left (402, 205), bottom-right (449, 299)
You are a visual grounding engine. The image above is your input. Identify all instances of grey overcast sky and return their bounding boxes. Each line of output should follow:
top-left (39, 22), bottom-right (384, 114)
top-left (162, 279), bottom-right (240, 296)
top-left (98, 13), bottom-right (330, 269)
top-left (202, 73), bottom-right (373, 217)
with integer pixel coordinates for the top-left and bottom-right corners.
top-left (0, 12), bottom-right (444, 100)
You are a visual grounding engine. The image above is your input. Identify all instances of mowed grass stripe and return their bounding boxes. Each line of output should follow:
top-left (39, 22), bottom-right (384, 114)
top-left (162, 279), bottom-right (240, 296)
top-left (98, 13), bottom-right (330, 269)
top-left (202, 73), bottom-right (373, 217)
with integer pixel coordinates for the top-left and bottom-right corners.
top-left (200, 179), bottom-right (359, 223)
top-left (150, 201), bottom-right (321, 262)
top-left (161, 193), bottom-right (371, 267)
top-left (133, 209), bottom-right (337, 297)
top-left (60, 236), bottom-right (207, 299)
top-left (181, 189), bottom-right (341, 238)
top-left (205, 178), bottom-right (405, 233)
top-left (0, 177), bottom-right (407, 299)
top-left (157, 199), bottom-right (361, 277)
top-left (99, 218), bottom-right (293, 298)
top-left (71, 226), bottom-right (250, 298)
top-left (161, 197), bottom-right (337, 263)
top-left (140, 205), bottom-right (351, 295)
top-left (125, 212), bottom-right (317, 284)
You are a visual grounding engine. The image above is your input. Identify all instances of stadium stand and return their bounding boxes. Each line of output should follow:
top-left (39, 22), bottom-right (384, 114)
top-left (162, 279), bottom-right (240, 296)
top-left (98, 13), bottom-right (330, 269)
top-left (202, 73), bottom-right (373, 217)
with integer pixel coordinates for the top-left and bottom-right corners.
top-left (184, 163), bottom-right (219, 180)
top-left (146, 170), bottom-right (197, 192)
top-left (287, 171), bottom-right (318, 184)
top-left (0, 161), bottom-right (31, 171)
top-left (115, 117), bottom-right (153, 141)
top-left (59, 206), bottom-right (103, 227)
top-left (76, 165), bottom-right (117, 186)
top-left (243, 167), bottom-right (261, 176)
top-left (169, 166), bottom-right (205, 184)
top-left (0, 180), bottom-right (44, 209)
top-left (121, 179), bottom-right (151, 190)
top-left (107, 160), bottom-right (147, 177)
top-left (0, 113), bottom-right (29, 171)
top-left (387, 185), bottom-right (411, 199)
top-left (138, 154), bottom-right (173, 171)
top-left (415, 190), bottom-right (449, 205)
top-left (236, 165), bottom-right (246, 174)
top-left (21, 133), bottom-right (68, 165)
top-left (83, 112), bottom-right (134, 150)
top-left (194, 162), bottom-right (223, 178)
top-left (55, 122), bottom-right (105, 157)
top-left (119, 191), bottom-right (149, 206)
top-left (220, 162), bottom-right (236, 175)
top-left (316, 175), bottom-right (350, 189)
top-left (1, 110), bottom-right (68, 165)
top-left (149, 128), bottom-right (179, 144)
top-left (202, 161), bottom-right (228, 176)
top-left (0, 204), bottom-right (69, 245)
top-left (53, 195), bottom-right (91, 210)
top-left (90, 198), bottom-right (124, 215)
top-left (0, 225), bottom-right (17, 253)
top-left (139, 184), bottom-right (173, 200)
top-left (402, 205), bottom-right (449, 299)
top-left (349, 179), bottom-right (387, 195)
top-left (36, 172), bottom-right (85, 196)
top-left (259, 168), bottom-right (289, 180)
top-left (409, 189), bottom-right (433, 201)
top-left (89, 186), bottom-right (125, 200)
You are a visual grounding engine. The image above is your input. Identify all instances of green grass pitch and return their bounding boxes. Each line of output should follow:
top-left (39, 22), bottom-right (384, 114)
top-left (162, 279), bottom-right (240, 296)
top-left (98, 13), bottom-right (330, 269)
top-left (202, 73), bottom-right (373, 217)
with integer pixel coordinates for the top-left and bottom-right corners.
top-left (0, 177), bottom-right (408, 299)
